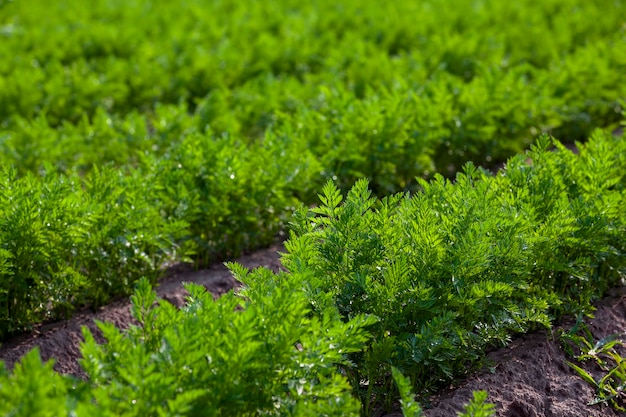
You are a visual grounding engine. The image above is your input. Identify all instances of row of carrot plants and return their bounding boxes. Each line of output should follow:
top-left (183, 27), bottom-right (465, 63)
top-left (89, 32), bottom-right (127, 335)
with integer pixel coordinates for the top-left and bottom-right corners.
top-left (277, 131), bottom-right (626, 411)
top-left (3, 0), bottom-right (624, 126)
top-left (2, 0), bottom-right (625, 188)
top-left (1, 129), bottom-right (624, 415)
top-left (0, 131), bottom-right (313, 338)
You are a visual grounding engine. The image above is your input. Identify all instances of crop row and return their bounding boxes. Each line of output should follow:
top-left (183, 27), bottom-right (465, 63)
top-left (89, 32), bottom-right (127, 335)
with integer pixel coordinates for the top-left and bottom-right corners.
top-left (0, 130), bottom-right (315, 338)
top-left (1, 129), bottom-right (624, 416)
top-left (2, 0), bottom-right (625, 186)
top-left (279, 131), bottom-right (626, 410)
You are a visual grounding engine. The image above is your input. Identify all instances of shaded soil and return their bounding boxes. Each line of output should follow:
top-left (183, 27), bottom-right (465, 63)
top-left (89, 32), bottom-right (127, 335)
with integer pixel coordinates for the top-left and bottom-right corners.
top-left (1, 243), bottom-right (625, 416)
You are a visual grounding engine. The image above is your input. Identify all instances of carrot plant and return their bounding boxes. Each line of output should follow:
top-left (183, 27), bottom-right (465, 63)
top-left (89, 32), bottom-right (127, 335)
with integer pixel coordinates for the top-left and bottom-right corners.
top-left (281, 129), bottom-right (626, 411)
top-left (145, 129), bottom-right (319, 265)
top-left (392, 368), bottom-right (424, 417)
top-left (1, 274), bottom-right (376, 416)
top-left (560, 318), bottom-right (626, 411)
top-left (0, 166), bottom-right (186, 339)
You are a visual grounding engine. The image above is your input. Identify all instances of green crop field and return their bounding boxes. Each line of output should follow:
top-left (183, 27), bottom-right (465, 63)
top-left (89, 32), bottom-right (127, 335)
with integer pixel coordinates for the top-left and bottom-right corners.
top-left (0, 0), bottom-right (625, 415)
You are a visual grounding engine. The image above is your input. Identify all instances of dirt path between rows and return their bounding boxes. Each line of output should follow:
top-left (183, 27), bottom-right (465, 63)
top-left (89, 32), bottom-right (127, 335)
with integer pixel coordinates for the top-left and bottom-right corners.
top-left (1, 242), bottom-right (625, 416)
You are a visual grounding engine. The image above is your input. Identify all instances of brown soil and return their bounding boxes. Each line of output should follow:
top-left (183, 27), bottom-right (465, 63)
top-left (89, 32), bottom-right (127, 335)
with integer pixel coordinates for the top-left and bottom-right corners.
top-left (1, 243), bottom-right (625, 416)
